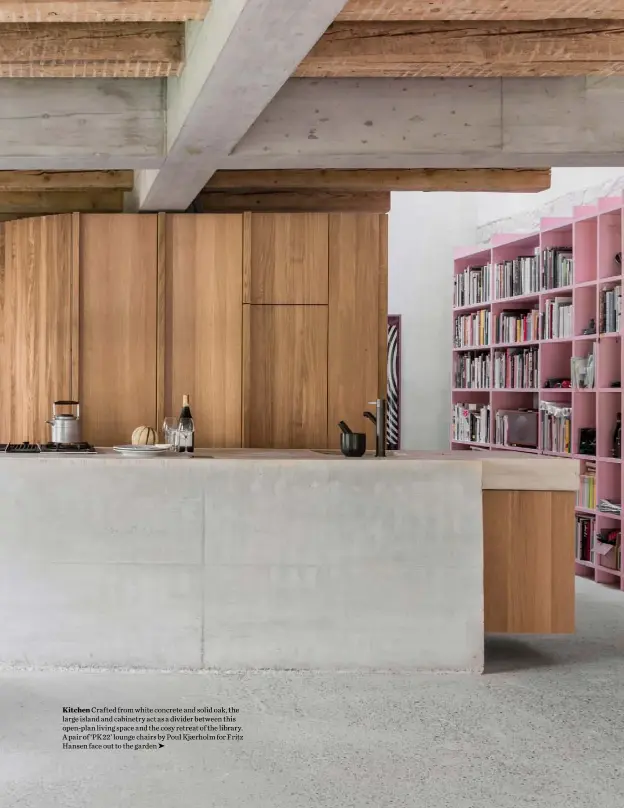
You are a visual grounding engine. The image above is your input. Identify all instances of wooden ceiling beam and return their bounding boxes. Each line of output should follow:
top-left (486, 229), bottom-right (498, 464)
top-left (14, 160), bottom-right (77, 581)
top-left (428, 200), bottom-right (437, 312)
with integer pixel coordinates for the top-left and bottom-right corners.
top-left (194, 190), bottom-right (391, 213)
top-left (338, 1), bottom-right (624, 21)
top-left (0, 171), bottom-right (134, 192)
top-left (0, 1), bottom-right (209, 22)
top-left (206, 169), bottom-right (552, 193)
top-left (0, 191), bottom-right (124, 214)
top-left (297, 21), bottom-right (624, 78)
top-left (0, 22), bottom-right (182, 78)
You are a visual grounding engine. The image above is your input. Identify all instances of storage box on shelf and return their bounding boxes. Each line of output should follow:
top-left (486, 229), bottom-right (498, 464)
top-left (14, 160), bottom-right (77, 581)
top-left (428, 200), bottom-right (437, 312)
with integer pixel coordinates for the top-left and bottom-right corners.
top-left (452, 198), bottom-right (624, 590)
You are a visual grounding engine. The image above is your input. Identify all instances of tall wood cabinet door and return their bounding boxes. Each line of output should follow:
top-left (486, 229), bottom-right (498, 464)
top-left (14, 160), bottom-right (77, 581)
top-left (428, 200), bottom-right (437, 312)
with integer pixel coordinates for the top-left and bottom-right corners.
top-left (165, 214), bottom-right (243, 448)
top-left (0, 215), bottom-right (73, 443)
top-left (244, 213), bottom-right (329, 304)
top-left (328, 214), bottom-right (381, 449)
top-left (243, 305), bottom-right (328, 449)
top-left (79, 214), bottom-right (158, 446)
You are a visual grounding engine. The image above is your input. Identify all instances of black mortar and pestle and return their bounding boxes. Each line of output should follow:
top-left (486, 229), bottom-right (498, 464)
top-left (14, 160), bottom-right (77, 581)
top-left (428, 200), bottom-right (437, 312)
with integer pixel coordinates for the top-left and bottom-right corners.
top-left (338, 421), bottom-right (367, 457)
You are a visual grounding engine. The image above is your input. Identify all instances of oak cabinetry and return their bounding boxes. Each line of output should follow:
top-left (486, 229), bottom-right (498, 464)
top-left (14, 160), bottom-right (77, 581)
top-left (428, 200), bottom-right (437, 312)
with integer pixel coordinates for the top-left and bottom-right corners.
top-left (483, 490), bottom-right (575, 633)
top-left (241, 211), bottom-right (387, 449)
top-left (243, 213), bottom-right (329, 304)
top-left (242, 304), bottom-right (328, 449)
top-left (0, 215), bottom-right (73, 443)
top-left (0, 211), bottom-right (388, 450)
top-left (78, 214), bottom-right (158, 447)
top-left (328, 214), bottom-right (383, 449)
top-left (165, 214), bottom-right (244, 447)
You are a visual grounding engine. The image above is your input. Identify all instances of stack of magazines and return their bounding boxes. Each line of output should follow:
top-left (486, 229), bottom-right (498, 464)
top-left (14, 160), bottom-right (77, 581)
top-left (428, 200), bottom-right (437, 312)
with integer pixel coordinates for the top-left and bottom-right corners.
top-left (571, 347), bottom-right (596, 389)
top-left (598, 498), bottom-right (621, 516)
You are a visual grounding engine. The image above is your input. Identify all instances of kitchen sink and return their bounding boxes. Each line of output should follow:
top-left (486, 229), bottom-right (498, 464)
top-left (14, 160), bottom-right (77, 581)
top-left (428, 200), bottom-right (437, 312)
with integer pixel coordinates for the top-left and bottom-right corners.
top-left (313, 450), bottom-right (402, 457)
top-left (313, 450), bottom-right (379, 456)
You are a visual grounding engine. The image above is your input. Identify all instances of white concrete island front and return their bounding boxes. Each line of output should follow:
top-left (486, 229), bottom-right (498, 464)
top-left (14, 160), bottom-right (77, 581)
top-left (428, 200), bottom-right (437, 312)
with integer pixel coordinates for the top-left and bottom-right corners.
top-left (0, 450), bottom-right (578, 673)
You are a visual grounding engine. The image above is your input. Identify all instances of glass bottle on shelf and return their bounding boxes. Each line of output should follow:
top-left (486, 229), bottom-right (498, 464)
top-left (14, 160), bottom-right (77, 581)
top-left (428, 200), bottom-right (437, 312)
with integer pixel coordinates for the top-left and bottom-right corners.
top-left (612, 412), bottom-right (621, 459)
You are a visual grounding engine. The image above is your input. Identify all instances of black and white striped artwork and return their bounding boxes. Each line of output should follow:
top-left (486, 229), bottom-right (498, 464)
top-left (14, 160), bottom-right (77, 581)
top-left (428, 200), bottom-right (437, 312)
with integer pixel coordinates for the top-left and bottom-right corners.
top-left (387, 315), bottom-right (401, 450)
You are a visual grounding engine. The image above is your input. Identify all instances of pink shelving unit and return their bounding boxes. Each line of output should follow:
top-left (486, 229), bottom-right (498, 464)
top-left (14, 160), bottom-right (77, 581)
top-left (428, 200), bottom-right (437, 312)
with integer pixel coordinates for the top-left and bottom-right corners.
top-left (453, 195), bottom-right (624, 592)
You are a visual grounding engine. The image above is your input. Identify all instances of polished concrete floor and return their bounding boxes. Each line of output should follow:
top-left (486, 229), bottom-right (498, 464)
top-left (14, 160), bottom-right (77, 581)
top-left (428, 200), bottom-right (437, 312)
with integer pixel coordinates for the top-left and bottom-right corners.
top-left (1, 576), bottom-right (623, 807)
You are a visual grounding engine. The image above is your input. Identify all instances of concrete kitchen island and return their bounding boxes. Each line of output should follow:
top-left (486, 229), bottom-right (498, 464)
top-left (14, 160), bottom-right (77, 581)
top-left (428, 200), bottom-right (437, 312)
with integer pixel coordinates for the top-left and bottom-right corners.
top-left (0, 450), bottom-right (578, 673)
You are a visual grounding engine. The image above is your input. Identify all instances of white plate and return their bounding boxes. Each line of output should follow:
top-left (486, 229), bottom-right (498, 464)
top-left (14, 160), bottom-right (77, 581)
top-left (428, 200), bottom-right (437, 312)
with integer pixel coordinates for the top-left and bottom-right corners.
top-left (113, 445), bottom-right (169, 457)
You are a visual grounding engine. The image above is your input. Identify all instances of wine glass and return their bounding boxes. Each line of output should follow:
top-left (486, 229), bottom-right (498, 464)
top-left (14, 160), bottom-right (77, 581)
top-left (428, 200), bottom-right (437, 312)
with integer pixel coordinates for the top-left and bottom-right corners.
top-left (163, 417), bottom-right (179, 451)
top-left (178, 417), bottom-right (195, 454)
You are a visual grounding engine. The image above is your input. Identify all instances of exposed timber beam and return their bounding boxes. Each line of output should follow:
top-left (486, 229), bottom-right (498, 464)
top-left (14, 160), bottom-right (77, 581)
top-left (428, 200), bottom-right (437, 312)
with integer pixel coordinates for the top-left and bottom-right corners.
top-left (0, 79), bottom-right (164, 169)
top-left (0, 1), bottom-right (209, 22)
top-left (0, 171), bottom-right (134, 191)
top-left (297, 21), bottom-right (624, 78)
top-left (137, 0), bottom-right (351, 211)
top-left (0, 23), bottom-right (182, 77)
top-left (206, 168), bottom-right (551, 193)
top-left (0, 190), bottom-right (124, 213)
top-left (338, 1), bottom-right (624, 21)
top-left (225, 77), bottom-right (624, 170)
top-left (194, 190), bottom-right (391, 213)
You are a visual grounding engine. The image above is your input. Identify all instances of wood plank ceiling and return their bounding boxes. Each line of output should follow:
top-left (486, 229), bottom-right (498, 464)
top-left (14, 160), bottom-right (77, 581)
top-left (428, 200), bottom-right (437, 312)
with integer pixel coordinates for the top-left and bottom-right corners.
top-left (300, 0), bottom-right (624, 78)
top-left (0, 1), bottom-right (209, 76)
top-left (2, 0), bottom-right (624, 79)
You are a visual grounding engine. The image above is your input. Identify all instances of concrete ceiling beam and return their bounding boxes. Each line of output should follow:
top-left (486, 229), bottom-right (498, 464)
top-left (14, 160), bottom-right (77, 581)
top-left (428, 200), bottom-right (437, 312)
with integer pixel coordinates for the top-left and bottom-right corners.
top-left (136, 0), bottom-right (351, 211)
top-left (224, 77), bottom-right (624, 169)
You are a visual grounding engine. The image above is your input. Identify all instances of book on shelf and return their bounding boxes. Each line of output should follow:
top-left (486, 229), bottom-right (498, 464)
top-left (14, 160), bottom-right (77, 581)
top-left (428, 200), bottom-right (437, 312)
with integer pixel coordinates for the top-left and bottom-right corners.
top-left (540, 400), bottom-right (572, 453)
top-left (494, 308), bottom-right (539, 344)
top-left (454, 308), bottom-right (491, 348)
top-left (495, 249), bottom-right (540, 298)
top-left (541, 296), bottom-right (573, 339)
top-left (493, 346), bottom-right (539, 389)
top-left (452, 402), bottom-right (490, 444)
top-left (577, 461), bottom-right (596, 510)
top-left (454, 264), bottom-right (491, 307)
top-left (575, 515), bottom-right (595, 563)
top-left (599, 284), bottom-right (622, 334)
top-left (454, 351), bottom-right (491, 389)
top-left (541, 247), bottom-right (573, 290)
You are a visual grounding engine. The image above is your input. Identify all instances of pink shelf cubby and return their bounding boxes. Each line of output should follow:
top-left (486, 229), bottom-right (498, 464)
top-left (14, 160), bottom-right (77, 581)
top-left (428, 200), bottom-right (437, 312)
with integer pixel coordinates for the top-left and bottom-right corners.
top-left (452, 193), bottom-right (624, 592)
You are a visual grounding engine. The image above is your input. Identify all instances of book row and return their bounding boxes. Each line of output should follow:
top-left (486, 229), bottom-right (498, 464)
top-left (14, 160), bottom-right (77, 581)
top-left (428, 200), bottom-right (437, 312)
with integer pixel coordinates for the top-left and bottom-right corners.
top-left (454, 301), bottom-right (573, 347)
top-left (453, 264), bottom-right (491, 308)
top-left (451, 403), bottom-right (490, 444)
top-left (577, 463), bottom-right (596, 510)
top-left (492, 248), bottom-right (574, 300)
top-left (454, 347), bottom-right (539, 389)
top-left (599, 285), bottom-right (622, 335)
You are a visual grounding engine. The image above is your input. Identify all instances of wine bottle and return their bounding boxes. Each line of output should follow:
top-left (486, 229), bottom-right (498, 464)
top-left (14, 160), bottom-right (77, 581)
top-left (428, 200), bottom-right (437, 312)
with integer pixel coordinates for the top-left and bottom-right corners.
top-left (178, 394), bottom-right (194, 454)
top-left (613, 412), bottom-right (622, 459)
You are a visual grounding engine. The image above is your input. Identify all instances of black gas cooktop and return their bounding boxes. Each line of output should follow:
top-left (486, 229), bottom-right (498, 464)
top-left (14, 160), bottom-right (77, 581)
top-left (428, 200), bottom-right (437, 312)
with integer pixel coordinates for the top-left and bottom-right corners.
top-left (0, 442), bottom-right (96, 454)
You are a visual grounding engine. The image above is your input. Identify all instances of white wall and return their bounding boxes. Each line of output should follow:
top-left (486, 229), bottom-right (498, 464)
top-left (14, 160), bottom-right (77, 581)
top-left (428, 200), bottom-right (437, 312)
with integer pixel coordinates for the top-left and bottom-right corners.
top-left (389, 168), bottom-right (624, 452)
top-left (389, 193), bottom-right (478, 450)
top-left (476, 168), bottom-right (624, 226)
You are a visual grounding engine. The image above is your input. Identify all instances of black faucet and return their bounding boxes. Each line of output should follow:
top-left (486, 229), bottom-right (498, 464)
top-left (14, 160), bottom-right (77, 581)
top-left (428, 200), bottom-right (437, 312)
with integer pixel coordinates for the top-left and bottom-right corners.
top-left (363, 399), bottom-right (387, 458)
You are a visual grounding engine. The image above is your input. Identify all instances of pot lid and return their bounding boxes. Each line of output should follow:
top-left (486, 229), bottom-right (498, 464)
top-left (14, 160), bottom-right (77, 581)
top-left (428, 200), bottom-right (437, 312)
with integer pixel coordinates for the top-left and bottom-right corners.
top-left (53, 414), bottom-right (78, 419)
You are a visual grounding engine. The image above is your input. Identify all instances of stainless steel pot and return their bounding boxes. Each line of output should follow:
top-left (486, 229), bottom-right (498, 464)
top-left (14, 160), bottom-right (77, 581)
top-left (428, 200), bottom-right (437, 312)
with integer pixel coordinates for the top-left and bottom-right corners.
top-left (47, 401), bottom-right (81, 444)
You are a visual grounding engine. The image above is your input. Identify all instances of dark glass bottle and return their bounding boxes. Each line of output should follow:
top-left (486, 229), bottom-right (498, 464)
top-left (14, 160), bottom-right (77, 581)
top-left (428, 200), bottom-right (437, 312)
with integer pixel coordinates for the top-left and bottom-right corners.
top-left (178, 394), bottom-right (194, 454)
top-left (613, 412), bottom-right (621, 459)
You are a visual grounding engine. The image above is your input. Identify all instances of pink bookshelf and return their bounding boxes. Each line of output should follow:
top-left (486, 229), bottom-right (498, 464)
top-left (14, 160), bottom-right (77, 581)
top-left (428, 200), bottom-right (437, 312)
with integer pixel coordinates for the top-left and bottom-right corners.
top-left (453, 195), bottom-right (624, 592)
